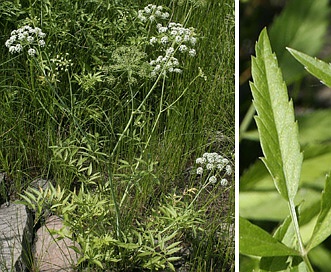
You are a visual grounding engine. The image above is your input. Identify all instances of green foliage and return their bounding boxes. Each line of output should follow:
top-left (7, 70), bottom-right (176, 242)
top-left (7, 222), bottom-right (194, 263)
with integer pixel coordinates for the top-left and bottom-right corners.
top-left (0, 0), bottom-right (234, 270)
top-left (241, 28), bottom-right (331, 271)
top-left (269, 0), bottom-right (329, 84)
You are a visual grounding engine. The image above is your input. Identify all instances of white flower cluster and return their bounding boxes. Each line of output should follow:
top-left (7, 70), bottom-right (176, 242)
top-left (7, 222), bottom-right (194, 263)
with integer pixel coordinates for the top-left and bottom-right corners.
top-left (148, 22), bottom-right (198, 77)
top-left (5, 25), bottom-right (46, 56)
top-left (50, 53), bottom-right (73, 74)
top-left (138, 4), bottom-right (170, 22)
top-left (149, 51), bottom-right (182, 77)
top-left (196, 152), bottom-right (232, 186)
top-left (153, 22), bottom-right (197, 47)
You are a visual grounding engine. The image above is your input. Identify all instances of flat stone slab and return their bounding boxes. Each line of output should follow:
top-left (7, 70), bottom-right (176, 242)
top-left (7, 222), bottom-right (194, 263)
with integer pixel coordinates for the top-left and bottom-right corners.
top-left (0, 203), bottom-right (31, 271)
top-left (34, 215), bottom-right (80, 272)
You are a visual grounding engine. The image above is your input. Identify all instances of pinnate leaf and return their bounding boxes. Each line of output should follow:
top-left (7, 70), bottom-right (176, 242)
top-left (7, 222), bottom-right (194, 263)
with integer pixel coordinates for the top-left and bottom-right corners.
top-left (250, 28), bottom-right (303, 201)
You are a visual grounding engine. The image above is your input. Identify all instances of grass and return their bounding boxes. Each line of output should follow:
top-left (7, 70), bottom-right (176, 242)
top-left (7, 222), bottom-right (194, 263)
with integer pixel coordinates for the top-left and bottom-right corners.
top-left (0, 0), bottom-right (234, 271)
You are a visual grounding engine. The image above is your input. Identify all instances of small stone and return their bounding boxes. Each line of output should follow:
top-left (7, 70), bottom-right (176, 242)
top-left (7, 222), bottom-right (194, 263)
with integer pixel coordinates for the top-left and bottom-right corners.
top-left (0, 203), bottom-right (32, 271)
top-left (34, 215), bottom-right (80, 272)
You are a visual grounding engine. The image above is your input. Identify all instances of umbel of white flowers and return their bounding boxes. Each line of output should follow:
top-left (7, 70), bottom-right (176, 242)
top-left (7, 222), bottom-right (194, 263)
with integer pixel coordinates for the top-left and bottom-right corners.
top-left (138, 4), bottom-right (198, 77)
top-left (196, 152), bottom-right (232, 186)
top-left (5, 25), bottom-right (46, 56)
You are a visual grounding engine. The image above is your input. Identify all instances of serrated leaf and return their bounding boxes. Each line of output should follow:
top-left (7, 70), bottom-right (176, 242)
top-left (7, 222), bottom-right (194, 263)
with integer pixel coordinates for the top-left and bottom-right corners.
top-left (307, 174), bottom-right (331, 251)
top-left (250, 28), bottom-right (303, 201)
top-left (287, 48), bottom-right (331, 88)
top-left (242, 109), bottom-right (331, 145)
top-left (239, 217), bottom-right (300, 257)
top-left (269, 0), bottom-right (329, 84)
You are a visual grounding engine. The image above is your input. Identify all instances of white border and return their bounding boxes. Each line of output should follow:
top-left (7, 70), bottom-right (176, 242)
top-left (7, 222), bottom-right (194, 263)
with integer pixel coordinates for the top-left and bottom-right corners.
top-left (234, 0), bottom-right (239, 271)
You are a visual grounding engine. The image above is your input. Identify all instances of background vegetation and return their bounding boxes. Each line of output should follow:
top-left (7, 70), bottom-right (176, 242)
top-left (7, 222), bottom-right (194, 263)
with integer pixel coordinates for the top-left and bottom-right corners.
top-left (0, 0), bottom-right (234, 271)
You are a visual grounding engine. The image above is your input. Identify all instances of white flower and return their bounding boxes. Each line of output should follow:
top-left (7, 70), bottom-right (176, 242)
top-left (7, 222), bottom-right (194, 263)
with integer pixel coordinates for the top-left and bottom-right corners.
top-left (15, 44), bottom-right (23, 53)
top-left (161, 12), bottom-right (170, 19)
top-left (209, 176), bottom-right (217, 184)
top-left (179, 45), bottom-right (187, 52)
top-left (38, 32), bottom-right (46, 38)
top-left (196, 157), bottom-right (206, 164)
top-left (156, 56), bottom-right (163, 63)
top-left (144, 6), bottom-right (151, 14)
top-left (197, 167), bottom-right (203, 175)
top-left (157, 5), bottom-right (163, 11)
top-left (222, 158), bottom-right (229, 164)
top-left (206, 163), bottom-right (214, 170)
top-left (172, 58), bottom-right (179, 66)
top-left (189, 49), bottom-right (196, 57)
top-left (206, 153), bottom-right (216, 163)
top-left (9, 46), bottom-right (16, 54)
top-left (166, 47), bottom-right (174, 55)
top-left (149, 36), bottom-right (157, 45)
top-left (27, 36), bottom-right (34, 43)
top-left (175, 35), bottom-right (182, 43)
top-left (160, 36), bottom-right (168, 44)
top-left (173, 68), bottom-right (182, 73)
top-left (190, 36), bottom-right (197, 45)
top-left (170, 30), bottom-right (178, 36)
top-left (155, 10), bottom-right (161, 17)
top-left (5, 39), bottom-right (12, 48)
top-left (149, 15), bottom-right (155, 22)
top-left (158, 26), bottom-right (168, 33)
top-left (11, 30), bottom-right (17, 36)
top-left (38, 40), bottom-right (45, 47)
top-left (178, 28), bottom-right (185, 35)
top-left (18, 33), bottom-right (25, 40)
top-left (226, 165), bottom-right (232, 175)
top-left (28, 48), bottom-right (36, 56)
top-left (138, 14), bottom-right (147, 22)
top-left (220, 179), bottom-right (228, 186)
top-left (215, 155), bottom-right (223, 163)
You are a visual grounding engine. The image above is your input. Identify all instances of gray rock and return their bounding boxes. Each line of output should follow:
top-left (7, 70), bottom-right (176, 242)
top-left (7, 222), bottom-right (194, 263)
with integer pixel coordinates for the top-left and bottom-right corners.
top-left (0, 203), bottom-right (32, 271)
top-left (30, 178), bottom-right (51, 192)
top-left (34, 215), bottom-right (80, 272)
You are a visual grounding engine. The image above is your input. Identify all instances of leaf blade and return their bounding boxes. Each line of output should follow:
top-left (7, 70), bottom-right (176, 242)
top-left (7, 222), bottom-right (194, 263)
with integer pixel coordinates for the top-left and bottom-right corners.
top-left (250, 28), bottom-right (303, 201)
top-left (307, 174), bottom-right (331, 251)
top-left (239, 217), bottom-right (300, 257)
top-left (287, 47), bottom-right (331, 88)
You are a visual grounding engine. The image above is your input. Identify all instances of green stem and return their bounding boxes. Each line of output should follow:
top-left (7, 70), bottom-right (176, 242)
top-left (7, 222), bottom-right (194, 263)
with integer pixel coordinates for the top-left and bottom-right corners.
top-left (288, 199), bottom-right (314, 272)
top-left (108, 169), bottom-right (121, 239)
top-left (239, 102), bottom-right (255, 142)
